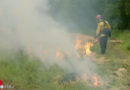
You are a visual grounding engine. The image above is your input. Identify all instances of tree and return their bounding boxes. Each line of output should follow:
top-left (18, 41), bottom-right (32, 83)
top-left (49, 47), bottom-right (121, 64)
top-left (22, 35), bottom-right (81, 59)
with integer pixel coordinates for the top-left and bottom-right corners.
top-left (48, 0), bottom-right (130, 30)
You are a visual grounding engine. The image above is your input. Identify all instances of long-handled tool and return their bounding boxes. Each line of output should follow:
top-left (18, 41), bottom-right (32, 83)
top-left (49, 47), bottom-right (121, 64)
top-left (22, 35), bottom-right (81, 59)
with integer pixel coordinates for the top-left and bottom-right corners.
top-left (92, 37), bottom-right (100, 45)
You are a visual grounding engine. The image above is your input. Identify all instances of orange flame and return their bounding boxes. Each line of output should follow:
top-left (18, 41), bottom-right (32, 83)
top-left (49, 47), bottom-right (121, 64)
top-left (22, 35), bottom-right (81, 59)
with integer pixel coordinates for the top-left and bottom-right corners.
top-left (56, 50), bottom-right (60, 57)
top-left (93, 76), bottom-right (98, 86)
top-left (84, 42), bottom-right (94, 56)
top-left (56, 50), bottom-right (64, 59)
top-left (75, 38), bottom-right (82, 50)
top-left (81, 73), bottom-right (87, 83)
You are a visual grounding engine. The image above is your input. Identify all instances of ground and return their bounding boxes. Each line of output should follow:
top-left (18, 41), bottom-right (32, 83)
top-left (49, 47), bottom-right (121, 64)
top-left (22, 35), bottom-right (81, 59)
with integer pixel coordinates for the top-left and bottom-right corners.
top-left (0, 30), bottom-right (129, 90)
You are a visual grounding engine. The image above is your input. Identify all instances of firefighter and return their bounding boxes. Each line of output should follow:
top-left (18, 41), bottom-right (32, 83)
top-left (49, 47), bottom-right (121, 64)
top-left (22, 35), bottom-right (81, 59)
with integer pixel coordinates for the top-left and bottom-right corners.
top-left (96, 14), bottom-right (111, 54)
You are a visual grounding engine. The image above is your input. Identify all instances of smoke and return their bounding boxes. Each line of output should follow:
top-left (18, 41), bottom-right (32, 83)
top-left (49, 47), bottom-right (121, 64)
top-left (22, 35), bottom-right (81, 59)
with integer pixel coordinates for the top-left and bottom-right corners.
top-left (0, 0), bottom-right (98, 76)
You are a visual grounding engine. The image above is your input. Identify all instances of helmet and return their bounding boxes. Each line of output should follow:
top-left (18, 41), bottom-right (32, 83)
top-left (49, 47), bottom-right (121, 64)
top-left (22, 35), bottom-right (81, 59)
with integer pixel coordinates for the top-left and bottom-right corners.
top-left (96, 14), bottom-right (101, 20)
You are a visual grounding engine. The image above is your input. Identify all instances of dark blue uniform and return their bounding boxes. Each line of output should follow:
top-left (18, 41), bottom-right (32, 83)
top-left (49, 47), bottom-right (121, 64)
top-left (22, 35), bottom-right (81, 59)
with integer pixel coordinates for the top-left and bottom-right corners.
top-left (96, 19), bottom-right (111, 54)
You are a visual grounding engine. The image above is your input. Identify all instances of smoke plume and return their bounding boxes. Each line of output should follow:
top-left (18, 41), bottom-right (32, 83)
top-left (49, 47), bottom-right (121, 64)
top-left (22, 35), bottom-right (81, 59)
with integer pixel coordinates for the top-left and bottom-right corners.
top-left (0, 0), bottom-right (98, 76)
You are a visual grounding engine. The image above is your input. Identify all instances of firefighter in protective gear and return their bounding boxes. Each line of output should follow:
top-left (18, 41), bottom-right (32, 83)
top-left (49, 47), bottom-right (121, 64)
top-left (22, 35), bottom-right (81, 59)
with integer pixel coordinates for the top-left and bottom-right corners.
top-left (96, 15), bottom-right (111, 54)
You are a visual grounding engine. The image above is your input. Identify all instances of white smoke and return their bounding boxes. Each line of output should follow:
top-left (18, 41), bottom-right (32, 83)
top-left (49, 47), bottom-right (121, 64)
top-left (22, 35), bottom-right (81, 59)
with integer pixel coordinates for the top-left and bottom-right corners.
top-left (0, 0), bottom-right (98, 76)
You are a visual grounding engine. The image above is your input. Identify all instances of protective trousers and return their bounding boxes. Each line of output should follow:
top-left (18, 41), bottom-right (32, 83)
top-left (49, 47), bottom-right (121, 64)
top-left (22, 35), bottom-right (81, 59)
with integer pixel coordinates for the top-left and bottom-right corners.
top-left (99, 36), bottom-right (108, 54)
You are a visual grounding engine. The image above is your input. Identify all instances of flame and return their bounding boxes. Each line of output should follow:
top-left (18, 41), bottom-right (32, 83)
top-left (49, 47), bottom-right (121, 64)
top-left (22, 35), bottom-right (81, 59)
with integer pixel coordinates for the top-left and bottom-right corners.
top-left (81, 73), bottom-right (87, 83)
top-left (56, 50), bottom-right (60, 57)
top-left (93, 76), bottom-right (98, 86)
top-left (84, 42), bottom-right (94, 56)
top-left (56, 50), bottom-right (64, 59)
top-left (75, 38), bottom-right (82, 50)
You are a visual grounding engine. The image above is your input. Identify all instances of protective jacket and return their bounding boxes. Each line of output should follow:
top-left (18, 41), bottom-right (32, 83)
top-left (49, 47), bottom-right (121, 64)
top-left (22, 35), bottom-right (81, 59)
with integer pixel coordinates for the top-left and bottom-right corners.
top-left (96, 19), bottom-right (111, 54)
top-left (96, 19), bottom-right (111, 37)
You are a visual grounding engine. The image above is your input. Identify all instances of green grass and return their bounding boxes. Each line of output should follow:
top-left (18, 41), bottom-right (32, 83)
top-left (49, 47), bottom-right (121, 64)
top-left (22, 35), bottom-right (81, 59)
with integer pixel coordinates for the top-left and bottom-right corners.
top-left (93, 30), bottom-right (130, 90)
top-left (0, 51), bottom-right (63, 90)
top-left (111, 30), bottom-right (130, 53)
top-left (0, 51), bottom-right (103, 90)
top-left (0, 30), bottom-right (130, 90)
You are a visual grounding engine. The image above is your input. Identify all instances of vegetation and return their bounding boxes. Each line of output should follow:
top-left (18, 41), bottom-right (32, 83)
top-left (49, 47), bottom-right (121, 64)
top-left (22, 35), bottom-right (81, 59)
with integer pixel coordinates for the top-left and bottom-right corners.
top-left (0, 0), bottom-right (129, 90)
top-left (0, 51), bottom-right (102, 90)
top-left (0, 30), bottom-right (129, 90)
top-left (48, 0), bottom-right (130, 30)
top-left (93, 30), bottom-right (130, 90)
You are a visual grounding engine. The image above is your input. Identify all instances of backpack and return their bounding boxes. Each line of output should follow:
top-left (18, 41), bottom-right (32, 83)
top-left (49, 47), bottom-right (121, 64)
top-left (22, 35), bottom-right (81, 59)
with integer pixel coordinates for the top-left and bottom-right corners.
top-left (103, 20), bottom-right (111, 37)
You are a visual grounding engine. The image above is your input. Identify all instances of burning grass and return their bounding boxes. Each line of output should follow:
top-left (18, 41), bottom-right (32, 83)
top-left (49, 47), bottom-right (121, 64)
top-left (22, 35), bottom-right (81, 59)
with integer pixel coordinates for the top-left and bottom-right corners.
top-left (0, 51), bottom-right (104, 90)
top-left (0, 32), bottom-right (129, 90)
top-left (74, 34), bottom-right (95, 57)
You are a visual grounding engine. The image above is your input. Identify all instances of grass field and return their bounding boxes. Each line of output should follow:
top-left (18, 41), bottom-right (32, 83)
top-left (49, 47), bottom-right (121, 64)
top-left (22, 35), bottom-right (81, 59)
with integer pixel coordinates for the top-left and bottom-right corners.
top-left (0, 30), bottom-right (130, 90)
